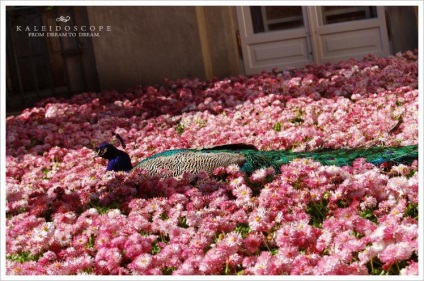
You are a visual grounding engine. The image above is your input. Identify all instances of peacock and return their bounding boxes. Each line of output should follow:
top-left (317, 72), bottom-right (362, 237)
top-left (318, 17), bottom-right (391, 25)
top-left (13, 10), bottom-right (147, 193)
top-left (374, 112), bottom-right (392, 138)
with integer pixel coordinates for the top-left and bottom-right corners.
top-left (95, 134), bottom-right (418, 177)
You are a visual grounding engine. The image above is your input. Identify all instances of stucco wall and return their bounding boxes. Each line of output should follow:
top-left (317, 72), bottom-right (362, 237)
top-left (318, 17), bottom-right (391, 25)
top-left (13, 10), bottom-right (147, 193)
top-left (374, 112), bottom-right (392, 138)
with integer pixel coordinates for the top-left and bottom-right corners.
top-left (87, 6), bottom-right (206, 90)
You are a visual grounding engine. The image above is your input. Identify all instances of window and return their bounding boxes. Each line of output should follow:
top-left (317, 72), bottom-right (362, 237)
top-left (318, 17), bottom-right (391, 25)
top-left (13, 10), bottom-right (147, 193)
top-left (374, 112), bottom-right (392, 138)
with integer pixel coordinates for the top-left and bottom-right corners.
top-left (320, 6), bottom-right (377, 25)
top-left (250, 6), bottom-right (304, 33)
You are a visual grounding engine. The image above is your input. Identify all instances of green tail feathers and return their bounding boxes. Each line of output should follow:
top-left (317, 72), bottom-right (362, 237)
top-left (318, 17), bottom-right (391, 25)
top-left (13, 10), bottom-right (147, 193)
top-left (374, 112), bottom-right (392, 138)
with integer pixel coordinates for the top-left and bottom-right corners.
top-left (133, 144), bottom-right (417, 176)
top-left (240, 145), bottom-right (418, 173)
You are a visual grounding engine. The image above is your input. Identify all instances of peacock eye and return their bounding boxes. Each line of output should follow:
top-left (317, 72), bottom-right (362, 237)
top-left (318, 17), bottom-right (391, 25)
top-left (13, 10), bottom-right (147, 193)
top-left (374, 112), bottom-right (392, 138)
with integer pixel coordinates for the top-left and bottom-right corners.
top-left (98, 147), bottom-right (107, 156)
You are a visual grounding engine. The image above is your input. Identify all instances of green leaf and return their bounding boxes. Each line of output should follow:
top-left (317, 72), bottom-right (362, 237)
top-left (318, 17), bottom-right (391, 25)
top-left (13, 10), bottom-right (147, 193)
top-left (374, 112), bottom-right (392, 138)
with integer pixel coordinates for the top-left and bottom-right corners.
top-left (90, 199), bottom-right (120, 215)
top-left (273, 122), bottom-right (282, 132)
top-left (151, 241), bottom-right (161, 255)
top-left (235, 223), bottom-right (250, 238)
top-left (360, 208), bottom-right (378, 223)
top-left (42, 168), bottom-right (50, 179)
top-left (176, 123), bottom-right (185, 135)
top-left (306, 199), bottom-right (329, 228)
top-left (162, 266), bottom-right (176, 275)
top-left (404, 203), bottom-right (418, 219)
top-left (7, 251), bottom-right (42, 263)
top-left (177, 216), bottom-right (189, 228)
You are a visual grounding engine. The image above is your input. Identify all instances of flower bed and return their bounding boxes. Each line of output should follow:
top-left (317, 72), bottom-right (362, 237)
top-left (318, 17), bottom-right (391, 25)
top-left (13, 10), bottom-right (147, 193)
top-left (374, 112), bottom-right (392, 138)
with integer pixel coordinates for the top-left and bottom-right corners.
top-left (5, 51), bottom-right (419, 275)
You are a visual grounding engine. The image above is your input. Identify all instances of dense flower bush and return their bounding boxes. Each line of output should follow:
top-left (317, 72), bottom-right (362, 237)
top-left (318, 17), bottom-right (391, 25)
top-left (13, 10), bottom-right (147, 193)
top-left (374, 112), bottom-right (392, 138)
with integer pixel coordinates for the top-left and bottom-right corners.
top-left (5, 51), bottom-right (419, 275)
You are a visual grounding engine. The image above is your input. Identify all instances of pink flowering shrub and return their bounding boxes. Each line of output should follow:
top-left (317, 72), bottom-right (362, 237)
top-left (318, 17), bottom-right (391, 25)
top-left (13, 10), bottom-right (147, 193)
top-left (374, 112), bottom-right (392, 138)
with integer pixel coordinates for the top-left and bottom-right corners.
top-left (5, 51), bottom-right (418, 275)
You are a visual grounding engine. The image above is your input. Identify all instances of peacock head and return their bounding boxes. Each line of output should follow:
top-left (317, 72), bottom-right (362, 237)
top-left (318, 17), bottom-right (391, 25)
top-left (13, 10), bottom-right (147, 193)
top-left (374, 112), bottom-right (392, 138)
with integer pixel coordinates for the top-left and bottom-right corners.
top-left (95, 142), bottom-right (119, 160)
top-left (94, 133), bottom-right (133, 172)
top-left (95, 132), bottom-right (127, 159)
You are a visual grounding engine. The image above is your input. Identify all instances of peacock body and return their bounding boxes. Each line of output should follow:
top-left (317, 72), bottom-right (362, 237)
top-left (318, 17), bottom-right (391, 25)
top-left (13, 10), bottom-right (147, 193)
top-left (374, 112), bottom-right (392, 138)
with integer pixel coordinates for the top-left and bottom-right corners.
top-left (95, 141), bottom-right (418, 177)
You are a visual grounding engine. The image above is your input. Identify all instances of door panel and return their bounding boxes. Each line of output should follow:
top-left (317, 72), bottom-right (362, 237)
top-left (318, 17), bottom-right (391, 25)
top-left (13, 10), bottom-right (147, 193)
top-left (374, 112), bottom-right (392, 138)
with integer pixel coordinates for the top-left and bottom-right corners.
top-left (320, 28), bottom-right (384, 55)
top-left (308, 6), bottom-right (390, 63)
top-left (236, 6), bottom-right (312, 74)
top-left (248, 38), bottom-right (309, 68)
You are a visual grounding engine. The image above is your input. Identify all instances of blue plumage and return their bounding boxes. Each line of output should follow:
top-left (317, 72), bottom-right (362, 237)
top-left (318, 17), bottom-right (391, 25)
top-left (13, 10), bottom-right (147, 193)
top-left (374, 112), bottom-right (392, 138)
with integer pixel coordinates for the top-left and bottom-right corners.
top-left (96, 142), bottom-right (132, 172)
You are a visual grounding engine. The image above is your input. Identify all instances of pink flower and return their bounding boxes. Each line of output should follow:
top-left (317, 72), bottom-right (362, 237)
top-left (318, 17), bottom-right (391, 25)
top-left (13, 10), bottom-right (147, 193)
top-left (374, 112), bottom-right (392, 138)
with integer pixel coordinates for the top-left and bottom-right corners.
top-left (276, 219), bottom-right (320, 249)
top-left (400, 261), bottom-right (418, 275)
top-left (95, 247), bottom-right (122, 273)
top-left (359, 196), bottom-right (377, 210)
top-left (248, 207), bottom-right (271, 232)
top-left (46, 261), bottom-right (71, 275)
top-left (226, 164), bottom-right (241, 175)
top-left (72, 234), bottom-right (89, 249)
top-left (37, 250), bottom-right (57, 267)
top-left (54, 228), bottom-right (73, 247)
top-left (316, 230), bottom-right (333, 252)
top-left (199, 247), bottom-right (228, 274)
top-left (232, 183), bottom-right (253, 207)
top-left (247, 251), bottom-right (275, 275)
top-left (220, 232), bottom-right (242, 253)
top-left (243, 232), bottom-right (264, 254)
top-left (314, 255), bottom-right (342, 275)
top-left (378, 242), bottom-right (414, 266)
top-left (250, 168), bottom-right (267, 181)
top-left (128, 253), bottom-right (153, 272)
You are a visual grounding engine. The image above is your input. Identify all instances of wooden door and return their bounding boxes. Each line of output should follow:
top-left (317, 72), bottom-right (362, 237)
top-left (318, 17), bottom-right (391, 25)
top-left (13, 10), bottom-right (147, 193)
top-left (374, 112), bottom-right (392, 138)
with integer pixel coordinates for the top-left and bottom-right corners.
top-left (236, 6), bottom-right (390, 74)
top-left (307, 6), bottom-right (390, 64)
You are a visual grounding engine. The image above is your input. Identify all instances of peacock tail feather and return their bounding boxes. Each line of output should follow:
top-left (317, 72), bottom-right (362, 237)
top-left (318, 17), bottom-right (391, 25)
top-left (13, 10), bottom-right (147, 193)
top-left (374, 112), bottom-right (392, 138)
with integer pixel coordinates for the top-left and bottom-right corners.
top-left (132, 144), bottom-right (418, 176)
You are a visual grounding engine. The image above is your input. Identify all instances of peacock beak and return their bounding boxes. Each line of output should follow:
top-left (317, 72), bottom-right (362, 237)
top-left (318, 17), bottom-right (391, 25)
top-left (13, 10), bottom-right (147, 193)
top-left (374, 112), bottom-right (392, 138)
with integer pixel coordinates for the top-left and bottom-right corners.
top-left (93, 148), bottom-right (103, 158)
top-left (94, 147), bottom-right (107, 158)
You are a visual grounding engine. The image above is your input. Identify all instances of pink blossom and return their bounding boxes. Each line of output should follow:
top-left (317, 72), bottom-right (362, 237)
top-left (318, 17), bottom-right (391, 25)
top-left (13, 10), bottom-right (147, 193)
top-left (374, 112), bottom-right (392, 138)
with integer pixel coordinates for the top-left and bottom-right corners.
top-left (128, 253), bottom-right (153, 272)
top-left (246, 251), bottom-right (276, 275)
top-left (400, 261), bottom-right (418, 275)
top-left (379, 242), bottom-right (414, 266)
top-left (243, 232), bottom-right (264, 254)
top-left (95, 247), bottom-right (122, 273)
